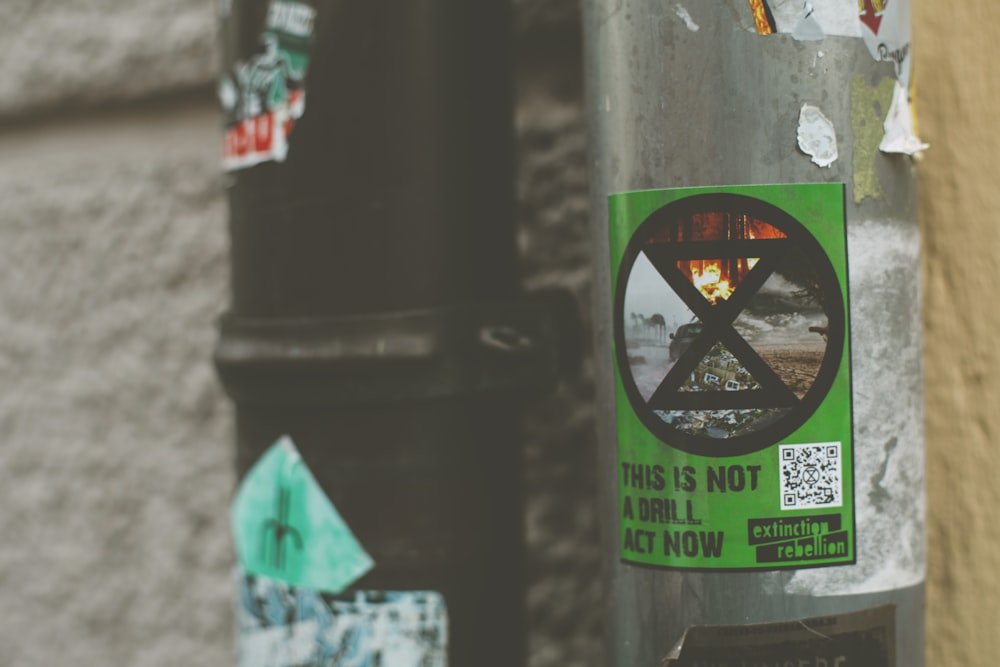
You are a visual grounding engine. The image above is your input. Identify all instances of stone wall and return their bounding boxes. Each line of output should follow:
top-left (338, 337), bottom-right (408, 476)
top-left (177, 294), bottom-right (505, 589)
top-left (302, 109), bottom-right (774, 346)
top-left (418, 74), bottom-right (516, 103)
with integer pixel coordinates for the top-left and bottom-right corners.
top-left (0, 1), bottom-right (996, 666)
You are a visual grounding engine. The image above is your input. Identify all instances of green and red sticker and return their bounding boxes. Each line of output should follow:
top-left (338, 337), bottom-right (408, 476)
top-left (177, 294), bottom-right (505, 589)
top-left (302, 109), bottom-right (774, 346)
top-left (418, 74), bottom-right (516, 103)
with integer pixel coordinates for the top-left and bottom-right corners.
top-left (219, 0), bottom-right (316, 171)
top-left (610, 184), bottom-right (854, 570)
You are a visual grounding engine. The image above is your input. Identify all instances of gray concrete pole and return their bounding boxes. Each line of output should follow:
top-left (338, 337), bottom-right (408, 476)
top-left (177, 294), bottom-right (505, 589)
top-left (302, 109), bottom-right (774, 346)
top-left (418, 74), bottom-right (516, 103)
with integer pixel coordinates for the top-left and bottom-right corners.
top-left (583, 2), bottom-right (924, 666)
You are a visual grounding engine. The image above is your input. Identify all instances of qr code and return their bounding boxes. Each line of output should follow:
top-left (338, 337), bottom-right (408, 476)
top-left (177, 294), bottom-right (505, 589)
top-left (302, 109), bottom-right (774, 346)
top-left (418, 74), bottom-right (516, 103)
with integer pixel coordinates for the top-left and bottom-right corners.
top-left (779, 442), bottom-right (842, 510)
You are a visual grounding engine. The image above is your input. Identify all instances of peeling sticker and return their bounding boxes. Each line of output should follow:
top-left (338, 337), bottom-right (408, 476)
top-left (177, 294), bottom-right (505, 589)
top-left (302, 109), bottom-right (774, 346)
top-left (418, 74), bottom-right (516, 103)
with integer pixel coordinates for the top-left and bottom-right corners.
top-left (751, 0), bottom-right (861, 38)
top-left (879, 81), bottom-right (928, 155)
top-left (674, 4), bottom-right (700, 32)
top-left (796, 104), bottom-right (838, 168)
top-left (237, 571), bottom-right (448, 667)
top-left (746, 0), bottom-right (913, 59)
top-left (220, 0), bottom-right (317, 171)
top-left (232, 436), bottom-right (374, 593)
top-left (860, 0), bottom-right (912, 87)
top-left (850, 76), bottom-right (895, 203)
top-left (662, 605), bottom-right (895, 667)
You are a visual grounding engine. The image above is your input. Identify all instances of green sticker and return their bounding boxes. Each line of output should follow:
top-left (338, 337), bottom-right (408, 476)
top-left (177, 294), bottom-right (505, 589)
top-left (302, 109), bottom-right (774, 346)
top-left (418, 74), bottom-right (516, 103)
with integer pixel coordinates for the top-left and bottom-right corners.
top-left (232, 436), bottom-right (374, 591)
top-left (610, 184), bottom-right (854, 570)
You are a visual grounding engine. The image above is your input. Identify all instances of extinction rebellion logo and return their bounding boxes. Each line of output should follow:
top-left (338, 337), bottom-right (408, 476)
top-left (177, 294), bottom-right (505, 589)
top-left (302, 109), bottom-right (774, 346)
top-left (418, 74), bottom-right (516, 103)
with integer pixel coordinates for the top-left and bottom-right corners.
top-left (613, 193), bottom-right (845, 457)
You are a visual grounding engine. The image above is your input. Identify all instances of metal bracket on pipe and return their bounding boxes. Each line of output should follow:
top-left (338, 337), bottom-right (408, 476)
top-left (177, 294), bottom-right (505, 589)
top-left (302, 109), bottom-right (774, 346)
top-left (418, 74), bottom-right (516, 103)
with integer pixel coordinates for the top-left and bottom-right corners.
top-left (214, 289), bottom-right (580, 406)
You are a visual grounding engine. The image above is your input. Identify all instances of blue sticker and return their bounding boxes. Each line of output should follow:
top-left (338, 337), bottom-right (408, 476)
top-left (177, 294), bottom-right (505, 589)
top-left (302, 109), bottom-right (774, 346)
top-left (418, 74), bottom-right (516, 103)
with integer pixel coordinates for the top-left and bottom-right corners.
top-left (236, 569), bottom-right (449, 667)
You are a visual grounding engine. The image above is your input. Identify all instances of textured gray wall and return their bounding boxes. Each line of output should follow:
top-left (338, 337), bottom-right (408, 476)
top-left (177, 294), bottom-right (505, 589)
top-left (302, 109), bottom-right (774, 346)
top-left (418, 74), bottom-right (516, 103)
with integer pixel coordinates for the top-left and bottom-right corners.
top-left (0, 102), bottom-right (233, 665)
top-left (0, 2), bottom-right (596, 666)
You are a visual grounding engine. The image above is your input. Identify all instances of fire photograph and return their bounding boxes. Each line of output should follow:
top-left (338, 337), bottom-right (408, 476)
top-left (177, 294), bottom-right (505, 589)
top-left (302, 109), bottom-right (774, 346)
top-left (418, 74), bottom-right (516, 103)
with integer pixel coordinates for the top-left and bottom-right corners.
top-left (620, 205), bottom-right (833, 441)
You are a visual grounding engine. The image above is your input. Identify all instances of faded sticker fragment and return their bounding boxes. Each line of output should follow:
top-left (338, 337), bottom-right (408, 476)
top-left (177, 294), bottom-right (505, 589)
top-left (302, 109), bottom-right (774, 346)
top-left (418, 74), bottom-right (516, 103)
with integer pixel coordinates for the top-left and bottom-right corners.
top-left (857, 0), bottom-right (927, 154)
top-left (796, 104), bottom-right (838, 168)
top-left (751, 0), bottom-right (861, 38)
top-left (237, 571), bottom-right (448, 667)
top-left (220, 0), bottom-right (316, 170)
top-left (850, 76), bottom-right (895, 203)
top-left (745, 0), bottom-right (916, 75)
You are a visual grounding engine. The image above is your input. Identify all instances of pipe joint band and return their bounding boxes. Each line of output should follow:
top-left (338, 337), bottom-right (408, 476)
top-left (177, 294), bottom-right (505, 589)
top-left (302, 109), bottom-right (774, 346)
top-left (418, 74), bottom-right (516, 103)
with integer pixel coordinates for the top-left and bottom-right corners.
top-left (214, 289), bottom-right (579, 405)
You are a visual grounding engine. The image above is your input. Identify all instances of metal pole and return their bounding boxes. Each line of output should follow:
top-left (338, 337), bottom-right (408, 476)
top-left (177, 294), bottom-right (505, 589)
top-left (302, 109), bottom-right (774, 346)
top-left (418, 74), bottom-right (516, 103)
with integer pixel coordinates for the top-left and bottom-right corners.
top-left (583, 2), bottom-right (924, 666)
top-left (215, 1), bottom-right (575, 664)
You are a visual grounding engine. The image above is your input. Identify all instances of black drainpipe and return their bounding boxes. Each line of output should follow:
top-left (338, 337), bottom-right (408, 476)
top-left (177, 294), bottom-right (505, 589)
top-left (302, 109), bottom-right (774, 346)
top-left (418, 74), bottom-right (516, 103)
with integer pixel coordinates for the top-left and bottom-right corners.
top-left (214, 2), bottom-right (577, 665)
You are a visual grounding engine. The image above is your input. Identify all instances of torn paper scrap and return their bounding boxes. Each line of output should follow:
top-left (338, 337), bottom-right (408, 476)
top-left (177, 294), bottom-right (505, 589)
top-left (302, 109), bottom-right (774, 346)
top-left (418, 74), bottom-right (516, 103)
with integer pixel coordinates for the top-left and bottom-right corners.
top-left (879, 81), bottom-right (928, 155)
top-left (860, 0), bottom-right (913, 87)
top-left (797, 104), bottom-right (838, 168)
top-left (675, 5), bottom-right (700, 32)
top-left (791, 3), bottom-right (825, 41)
top-left (221, 0), bottom-right (316, 170)
top-left (236, 576), bottom-right (449, 667)
top-left (753, 0), bottom-right (861, 38)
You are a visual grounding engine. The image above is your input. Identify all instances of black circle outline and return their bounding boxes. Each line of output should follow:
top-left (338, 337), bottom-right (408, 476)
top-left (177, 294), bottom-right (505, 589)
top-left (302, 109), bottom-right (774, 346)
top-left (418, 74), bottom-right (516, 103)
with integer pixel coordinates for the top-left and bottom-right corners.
top-left (613, 193), bottom-right (845, 457)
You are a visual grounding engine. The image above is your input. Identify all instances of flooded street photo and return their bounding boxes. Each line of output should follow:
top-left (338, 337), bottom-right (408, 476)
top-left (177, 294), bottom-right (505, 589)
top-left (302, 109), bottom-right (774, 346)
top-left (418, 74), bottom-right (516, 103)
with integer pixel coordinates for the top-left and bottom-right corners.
top-left (625, 339), bottom-right (674, 402)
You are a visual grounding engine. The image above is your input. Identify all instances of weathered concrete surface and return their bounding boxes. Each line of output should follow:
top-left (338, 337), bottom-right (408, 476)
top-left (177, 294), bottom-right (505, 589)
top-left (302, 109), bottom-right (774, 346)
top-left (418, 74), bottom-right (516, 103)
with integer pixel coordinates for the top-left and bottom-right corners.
top-left (915, 1), bottom-right (1000, 664)
top-left (0, 98), bottom-right (233, 666)
top-left (0, 1), bottom-right (216, 119)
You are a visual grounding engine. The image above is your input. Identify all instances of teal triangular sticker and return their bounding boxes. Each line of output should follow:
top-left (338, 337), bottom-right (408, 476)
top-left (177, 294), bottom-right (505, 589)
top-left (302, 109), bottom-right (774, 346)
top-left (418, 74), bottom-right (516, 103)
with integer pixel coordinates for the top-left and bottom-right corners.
top-left (231, 436), bottom-right (374, 592)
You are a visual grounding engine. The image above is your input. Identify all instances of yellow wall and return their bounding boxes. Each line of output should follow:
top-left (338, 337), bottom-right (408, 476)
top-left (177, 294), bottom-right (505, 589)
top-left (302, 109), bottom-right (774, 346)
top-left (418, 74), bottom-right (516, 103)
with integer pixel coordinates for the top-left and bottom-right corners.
top-left (916, 1), bottom-right (1000, 663)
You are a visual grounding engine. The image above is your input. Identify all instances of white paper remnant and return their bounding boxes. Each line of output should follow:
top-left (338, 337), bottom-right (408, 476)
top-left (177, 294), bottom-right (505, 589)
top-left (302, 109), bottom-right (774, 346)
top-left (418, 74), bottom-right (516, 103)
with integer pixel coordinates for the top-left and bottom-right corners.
top-left (879, 81), bottom-right (928, 155)
top-left (791, 3), bottom-right (825, 41)
top-left (674, 4), bottom-right (699, 32)
top-left (241, 620), bottom-right (319, 667)
top-left (766, 0), bottom-right (861, 38)
top-left (796, 104), bottom-right (838, 168)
